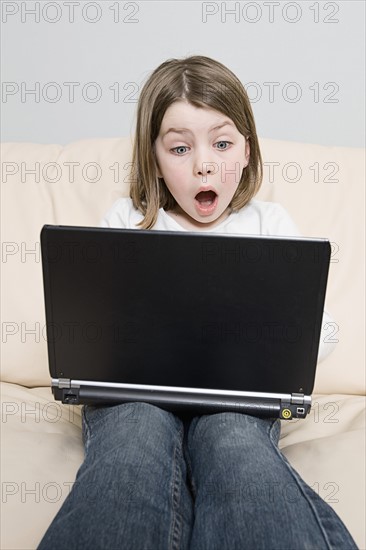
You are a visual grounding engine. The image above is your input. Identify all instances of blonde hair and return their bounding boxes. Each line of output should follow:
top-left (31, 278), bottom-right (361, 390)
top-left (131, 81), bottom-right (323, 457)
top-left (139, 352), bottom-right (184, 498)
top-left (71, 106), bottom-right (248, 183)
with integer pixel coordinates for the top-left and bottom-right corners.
top-left (130, 55), bottom-right (263, 229)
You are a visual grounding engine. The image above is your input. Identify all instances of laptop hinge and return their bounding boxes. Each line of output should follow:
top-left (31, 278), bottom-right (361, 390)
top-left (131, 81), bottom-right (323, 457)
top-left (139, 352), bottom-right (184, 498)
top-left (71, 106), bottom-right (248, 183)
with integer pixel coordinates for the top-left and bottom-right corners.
top-left (58, 378), bottom-right (71, 389)
top-left (55, 378), bottom-right (81, 389)
top-left (291, 393), bottom-right (305, 405)
top-left (52, 378), bottom-right (81, 404)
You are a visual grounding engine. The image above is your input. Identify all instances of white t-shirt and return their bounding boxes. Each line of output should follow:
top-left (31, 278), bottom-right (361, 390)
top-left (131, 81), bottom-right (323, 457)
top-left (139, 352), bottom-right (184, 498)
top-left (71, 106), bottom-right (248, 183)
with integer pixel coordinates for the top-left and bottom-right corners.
top-left (100, 197), bottom-right (302, 237)
top-left (101, 197), bottom-right (336, 364)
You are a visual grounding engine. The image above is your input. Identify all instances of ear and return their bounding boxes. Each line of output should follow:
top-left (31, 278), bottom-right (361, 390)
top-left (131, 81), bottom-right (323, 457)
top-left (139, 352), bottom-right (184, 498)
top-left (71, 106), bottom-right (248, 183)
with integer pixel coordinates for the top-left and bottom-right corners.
top-left (244, 138), bottom-right (250, 167)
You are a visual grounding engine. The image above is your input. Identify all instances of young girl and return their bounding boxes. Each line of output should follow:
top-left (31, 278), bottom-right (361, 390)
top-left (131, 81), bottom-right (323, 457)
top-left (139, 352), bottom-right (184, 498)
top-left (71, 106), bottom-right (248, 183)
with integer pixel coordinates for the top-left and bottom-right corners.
top-left (38, 56), bottom-right (357, 550)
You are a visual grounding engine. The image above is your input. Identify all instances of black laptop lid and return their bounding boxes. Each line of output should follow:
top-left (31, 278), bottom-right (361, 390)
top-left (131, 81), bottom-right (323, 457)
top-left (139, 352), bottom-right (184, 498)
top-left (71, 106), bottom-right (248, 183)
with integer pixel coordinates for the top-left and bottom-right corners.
top-left (41, 226), bottom-right (331, 396)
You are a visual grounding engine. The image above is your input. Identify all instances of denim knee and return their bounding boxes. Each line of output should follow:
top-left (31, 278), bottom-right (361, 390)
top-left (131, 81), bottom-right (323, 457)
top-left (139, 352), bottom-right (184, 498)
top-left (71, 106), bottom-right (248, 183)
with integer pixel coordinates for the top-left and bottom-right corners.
top-left (82, 401), bottom-right (183, 452)
top-left (187, 412), bottom-right (280, 453)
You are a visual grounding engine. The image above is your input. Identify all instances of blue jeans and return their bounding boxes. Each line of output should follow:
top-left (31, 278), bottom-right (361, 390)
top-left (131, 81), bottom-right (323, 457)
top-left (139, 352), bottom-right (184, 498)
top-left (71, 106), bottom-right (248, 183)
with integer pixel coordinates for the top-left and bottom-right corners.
top-left (38, 402), bottom-right (357, 550)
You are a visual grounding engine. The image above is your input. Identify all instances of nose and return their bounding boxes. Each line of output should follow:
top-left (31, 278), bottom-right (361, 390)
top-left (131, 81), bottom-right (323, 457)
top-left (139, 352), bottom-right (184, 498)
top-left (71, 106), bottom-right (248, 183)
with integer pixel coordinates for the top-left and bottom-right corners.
top-left (197, 164), bottom-right (214, 176)
top-left (193, 146), bottom-right (217, 180)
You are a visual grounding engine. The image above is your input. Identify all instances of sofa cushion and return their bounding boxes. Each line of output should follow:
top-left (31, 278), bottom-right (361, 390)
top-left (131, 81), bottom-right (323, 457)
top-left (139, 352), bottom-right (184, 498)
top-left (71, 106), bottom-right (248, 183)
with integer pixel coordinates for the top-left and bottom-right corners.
top-left (0, 383), bottom-right (83, 550)
top-left (1, 138), bottom-right (364, 394)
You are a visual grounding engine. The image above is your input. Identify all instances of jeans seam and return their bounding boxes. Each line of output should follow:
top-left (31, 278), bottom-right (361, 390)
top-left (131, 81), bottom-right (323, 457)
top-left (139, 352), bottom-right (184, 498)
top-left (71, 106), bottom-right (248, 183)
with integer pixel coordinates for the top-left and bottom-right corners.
top-left (268, 420), bottom-right (333, 550)
top-left (182, 422), bottom-right (196, 501)
top-left (169, 423), bottom-right (185, 550)
top-left (82, 405), bottom-right (91, 456)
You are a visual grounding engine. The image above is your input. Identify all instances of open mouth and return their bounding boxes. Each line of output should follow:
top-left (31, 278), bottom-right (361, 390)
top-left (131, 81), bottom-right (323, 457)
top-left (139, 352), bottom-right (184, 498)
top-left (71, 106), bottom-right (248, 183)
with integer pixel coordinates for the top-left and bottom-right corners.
top-left (194, 190), bottom-right (218, 214)
top-left (195, 190), bottom-right (217, 206)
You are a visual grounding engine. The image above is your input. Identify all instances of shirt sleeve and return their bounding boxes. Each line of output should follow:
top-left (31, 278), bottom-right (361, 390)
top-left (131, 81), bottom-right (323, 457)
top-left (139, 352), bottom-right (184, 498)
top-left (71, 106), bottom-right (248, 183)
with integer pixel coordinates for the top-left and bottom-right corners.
top-left (99, 199), bottom-right (127, 229)
top-left (265, 202), bottom-right (302, 237)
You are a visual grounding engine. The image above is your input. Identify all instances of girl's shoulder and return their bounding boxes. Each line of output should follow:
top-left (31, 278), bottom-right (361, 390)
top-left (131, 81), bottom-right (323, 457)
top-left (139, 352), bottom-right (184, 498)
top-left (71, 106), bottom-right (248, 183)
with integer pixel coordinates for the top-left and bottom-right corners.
top-left (242, 198), bottom-right (290, 215)
top-left (99, 197), bottom-right (143, 229)
top-left (230, 199), bottom-right (301, 237)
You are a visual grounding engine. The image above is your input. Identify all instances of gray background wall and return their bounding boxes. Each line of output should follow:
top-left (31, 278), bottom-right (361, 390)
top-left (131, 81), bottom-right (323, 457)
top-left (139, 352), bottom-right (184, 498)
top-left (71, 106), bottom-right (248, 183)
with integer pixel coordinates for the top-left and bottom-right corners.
top-left (1, 0), bottom-right (365, 147)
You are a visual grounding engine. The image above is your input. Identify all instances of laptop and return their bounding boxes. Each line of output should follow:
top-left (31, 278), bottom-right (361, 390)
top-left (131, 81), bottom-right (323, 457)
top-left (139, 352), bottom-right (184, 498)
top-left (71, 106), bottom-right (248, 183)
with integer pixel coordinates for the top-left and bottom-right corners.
top-left (40, 225), bottom-right (331, 420)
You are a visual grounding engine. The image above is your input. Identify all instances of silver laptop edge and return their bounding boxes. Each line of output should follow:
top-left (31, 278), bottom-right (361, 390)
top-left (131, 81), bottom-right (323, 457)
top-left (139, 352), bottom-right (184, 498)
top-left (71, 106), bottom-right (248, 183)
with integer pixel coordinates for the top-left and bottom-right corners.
top-left (52, 378), bottom-right (311, 419)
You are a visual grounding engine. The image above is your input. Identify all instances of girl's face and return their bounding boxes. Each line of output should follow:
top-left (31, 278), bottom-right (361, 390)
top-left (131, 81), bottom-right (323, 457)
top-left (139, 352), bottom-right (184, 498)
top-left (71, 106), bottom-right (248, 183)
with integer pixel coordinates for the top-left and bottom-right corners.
top-left (154, 100), bottom-right (250, 230)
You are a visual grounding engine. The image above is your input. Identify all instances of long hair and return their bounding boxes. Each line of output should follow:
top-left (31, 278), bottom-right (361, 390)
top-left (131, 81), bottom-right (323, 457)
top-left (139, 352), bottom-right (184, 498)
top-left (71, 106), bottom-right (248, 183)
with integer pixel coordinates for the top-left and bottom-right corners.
top-left (130, 55), bottom-right (263, 229)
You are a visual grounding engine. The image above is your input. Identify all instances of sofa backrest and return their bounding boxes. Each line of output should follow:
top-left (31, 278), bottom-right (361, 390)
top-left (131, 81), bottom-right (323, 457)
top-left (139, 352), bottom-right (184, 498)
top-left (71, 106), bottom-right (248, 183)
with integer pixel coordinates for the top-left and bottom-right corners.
top-left (1, 137), bottom-right (364, 394)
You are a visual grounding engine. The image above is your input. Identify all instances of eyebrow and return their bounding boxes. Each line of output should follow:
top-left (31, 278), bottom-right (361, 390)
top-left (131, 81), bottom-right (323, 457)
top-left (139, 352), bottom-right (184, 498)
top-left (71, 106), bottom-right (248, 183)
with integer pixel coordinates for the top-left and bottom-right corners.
top-left (162, 121), bottom-right (235, 138)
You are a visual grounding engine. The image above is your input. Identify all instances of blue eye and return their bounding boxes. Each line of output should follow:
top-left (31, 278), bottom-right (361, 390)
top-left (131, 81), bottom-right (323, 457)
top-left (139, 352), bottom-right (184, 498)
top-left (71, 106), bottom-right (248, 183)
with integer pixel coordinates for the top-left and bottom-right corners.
top-left (171, 146), bottom-right (188, 155)
top-left (215, 141), bottom-right (231, 150)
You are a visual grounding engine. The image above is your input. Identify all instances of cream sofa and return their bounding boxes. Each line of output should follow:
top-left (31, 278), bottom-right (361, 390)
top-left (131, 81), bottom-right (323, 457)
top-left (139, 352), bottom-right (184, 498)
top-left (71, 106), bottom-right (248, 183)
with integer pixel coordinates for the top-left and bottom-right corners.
top-left (1, 136), bottom-right (365, 550)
